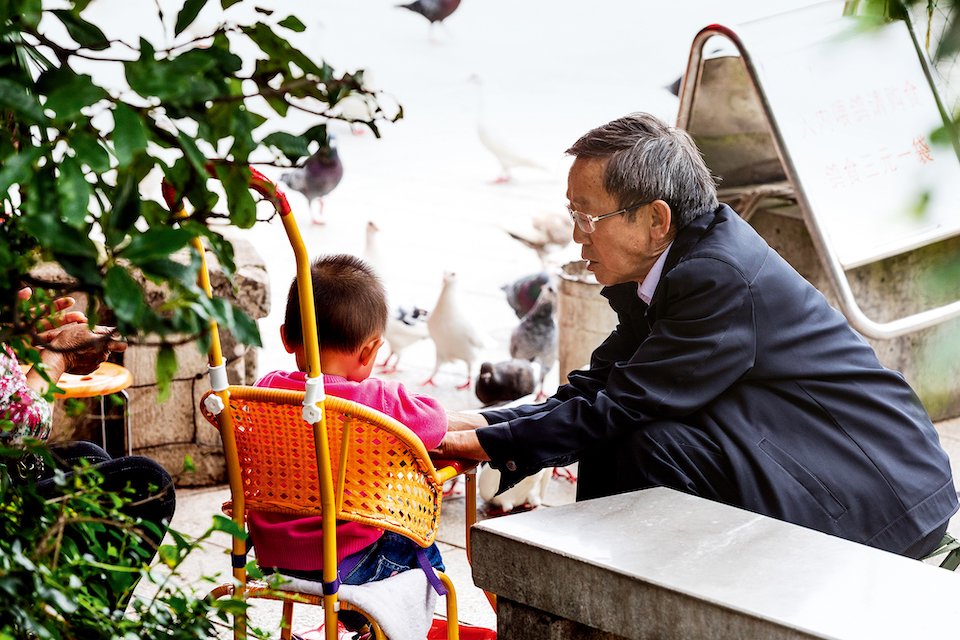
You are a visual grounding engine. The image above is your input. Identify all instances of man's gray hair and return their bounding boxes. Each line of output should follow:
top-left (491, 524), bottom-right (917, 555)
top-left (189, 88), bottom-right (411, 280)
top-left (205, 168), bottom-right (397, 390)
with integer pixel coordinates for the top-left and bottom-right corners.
top-left (565, 112), bottom-right (718, 228)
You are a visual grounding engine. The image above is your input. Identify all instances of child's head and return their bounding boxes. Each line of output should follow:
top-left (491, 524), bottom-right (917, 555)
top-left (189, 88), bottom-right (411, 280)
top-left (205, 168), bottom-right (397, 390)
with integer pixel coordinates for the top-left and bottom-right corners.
top-left (281, 254), bottom-right (388, 380)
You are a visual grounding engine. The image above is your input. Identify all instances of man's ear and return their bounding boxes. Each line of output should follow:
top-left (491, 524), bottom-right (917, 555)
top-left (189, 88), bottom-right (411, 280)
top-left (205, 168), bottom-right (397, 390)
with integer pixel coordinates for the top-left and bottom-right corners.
top-left (649, 200), bottom-right (673, 242)
top-left (358, 337), bottom-right (384, 367)
top-left (279, 324), bottom-right (296, 354)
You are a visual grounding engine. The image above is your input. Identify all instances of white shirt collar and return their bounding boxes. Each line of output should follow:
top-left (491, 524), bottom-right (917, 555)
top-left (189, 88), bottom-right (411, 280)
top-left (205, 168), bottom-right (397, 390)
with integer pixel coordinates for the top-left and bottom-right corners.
top-left (637, 242), bottom-right (673, 305)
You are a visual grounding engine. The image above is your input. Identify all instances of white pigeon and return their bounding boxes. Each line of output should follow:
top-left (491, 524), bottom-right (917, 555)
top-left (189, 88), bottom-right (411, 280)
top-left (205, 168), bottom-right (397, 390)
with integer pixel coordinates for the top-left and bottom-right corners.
top-left (363, 220), bottom-right (386, 279)
top-left (467, 74), bottom-right (548, 184)
top-left (380, 306), bottom-right (430, 374)
top-left (477, 462), bottom-right (551, 513)
top-left (424, 271), bottom-right (486, 389)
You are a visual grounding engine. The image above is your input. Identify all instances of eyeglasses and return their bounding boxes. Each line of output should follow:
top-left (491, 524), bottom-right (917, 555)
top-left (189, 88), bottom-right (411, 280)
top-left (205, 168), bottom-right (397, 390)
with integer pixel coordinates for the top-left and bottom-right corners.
top-left (566, 201), bottom-right (650, 233)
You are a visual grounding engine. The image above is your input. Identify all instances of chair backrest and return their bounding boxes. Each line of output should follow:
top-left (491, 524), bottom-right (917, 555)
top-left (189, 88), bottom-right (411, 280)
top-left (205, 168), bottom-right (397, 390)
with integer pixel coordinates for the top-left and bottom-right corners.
top-left (201, 385), bottom-right (444, 548)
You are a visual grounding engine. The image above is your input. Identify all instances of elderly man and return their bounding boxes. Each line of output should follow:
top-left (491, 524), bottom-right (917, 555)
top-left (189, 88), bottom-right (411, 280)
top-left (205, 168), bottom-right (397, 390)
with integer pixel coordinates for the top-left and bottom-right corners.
top-left (440, 112), bottom-right (957, 558)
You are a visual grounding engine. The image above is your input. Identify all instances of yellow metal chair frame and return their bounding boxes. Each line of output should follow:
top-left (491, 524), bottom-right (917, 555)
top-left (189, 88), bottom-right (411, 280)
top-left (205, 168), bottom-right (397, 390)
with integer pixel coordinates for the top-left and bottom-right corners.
top-left (163, 168), bottom-right (471, 640)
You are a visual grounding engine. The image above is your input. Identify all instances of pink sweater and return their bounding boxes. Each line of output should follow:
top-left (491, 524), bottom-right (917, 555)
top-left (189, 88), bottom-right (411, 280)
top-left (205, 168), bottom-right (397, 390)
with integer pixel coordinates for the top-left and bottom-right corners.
top-left (247, 370), bottom-right (447, 572)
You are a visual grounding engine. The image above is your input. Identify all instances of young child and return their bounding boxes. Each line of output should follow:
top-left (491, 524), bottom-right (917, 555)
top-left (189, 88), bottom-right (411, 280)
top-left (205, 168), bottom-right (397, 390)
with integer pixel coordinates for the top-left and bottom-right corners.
top-left (247, 254), bottom-right (447, 636)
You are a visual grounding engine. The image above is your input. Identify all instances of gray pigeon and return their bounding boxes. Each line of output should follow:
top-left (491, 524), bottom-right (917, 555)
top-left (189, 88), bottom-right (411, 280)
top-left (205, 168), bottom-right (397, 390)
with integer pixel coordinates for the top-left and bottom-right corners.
top-left (501, 271), bottom-right (552, 319)
top-left (509, 284), bottom-right (557, 401)
top-left (474, 359), bottom-right (540, 407)
top-left (397, 0), bottom-right (461, 25)
top-left (279, 135), bottom-right (343, 225)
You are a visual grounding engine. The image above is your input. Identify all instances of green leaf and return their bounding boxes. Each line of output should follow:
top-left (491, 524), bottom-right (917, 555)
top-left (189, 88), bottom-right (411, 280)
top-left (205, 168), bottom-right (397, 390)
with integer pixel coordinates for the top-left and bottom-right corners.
top-left (241, 23), bottom-right (323, 76)
top-left (261, 131), bottom-right (309, 160)
top-left (71, 132), bottom-right (111, 173)
top-left (103, 266), bottom-right (145, 324)
top-left (177, 131), bottom-right (208, 174)
top-left (43, 72), bottom-right (108, 121)
top-left (137, 258), bottom-right (195, 286)
top-left (216, 163), bottom-right (256, 228)
top-left (211, 514), bottom-right (247, 538)
top-left (106, 168), bottom-right (142, 236)
top-left (228, 301), bottom-right (261, 347)
top-left (51, 9), bottom-right (110, 51)
top-left (55, 157), bottom-right (92, 227)
top-left (229, 107), bottom-right (262, 159)
top-left (112, 105), bottom-right (148, 167)
top-left (221, 0), bottom-right (242, 7)
top-left (278, 15), bottom-right (306, 32)
top-left (0, 78), bottom-right (47, 124)
top-left (0, 146), bottom-right (43, 194)
top-left (14, 0), bottom-right (42, 28)
top-left (122, 228), bottom-right (193, 263)
top-left (156, 344), bottom-right (177, 402)
top-left (174, 0), bottom-right (206, 36)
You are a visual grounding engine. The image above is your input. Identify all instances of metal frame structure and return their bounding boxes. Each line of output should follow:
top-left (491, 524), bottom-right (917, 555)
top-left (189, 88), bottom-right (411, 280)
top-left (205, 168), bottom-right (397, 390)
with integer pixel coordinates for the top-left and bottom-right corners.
top-left (677, 19), bottom-right (960, 340)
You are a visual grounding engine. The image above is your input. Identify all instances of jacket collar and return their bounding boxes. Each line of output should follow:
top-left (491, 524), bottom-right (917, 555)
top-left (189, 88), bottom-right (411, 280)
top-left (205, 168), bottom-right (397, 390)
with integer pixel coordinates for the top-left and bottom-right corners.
top-left (600, 204), bottom-right (725, 314)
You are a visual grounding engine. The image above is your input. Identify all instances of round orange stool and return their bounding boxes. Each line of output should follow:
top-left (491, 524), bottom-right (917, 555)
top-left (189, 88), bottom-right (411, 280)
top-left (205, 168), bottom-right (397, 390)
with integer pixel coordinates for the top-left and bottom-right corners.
top-left (55, 363), bottom-right (134, 456)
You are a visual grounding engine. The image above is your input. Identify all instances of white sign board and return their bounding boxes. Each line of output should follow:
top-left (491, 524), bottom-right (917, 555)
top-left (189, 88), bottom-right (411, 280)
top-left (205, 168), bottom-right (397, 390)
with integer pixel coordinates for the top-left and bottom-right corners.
top-left (734, 3), bottom-right (960, 269)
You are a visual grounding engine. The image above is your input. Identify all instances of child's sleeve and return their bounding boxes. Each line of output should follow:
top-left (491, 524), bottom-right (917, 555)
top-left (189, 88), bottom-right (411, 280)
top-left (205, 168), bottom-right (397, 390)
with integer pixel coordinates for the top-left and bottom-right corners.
top-left (382, 382), bottom-right (447, 450)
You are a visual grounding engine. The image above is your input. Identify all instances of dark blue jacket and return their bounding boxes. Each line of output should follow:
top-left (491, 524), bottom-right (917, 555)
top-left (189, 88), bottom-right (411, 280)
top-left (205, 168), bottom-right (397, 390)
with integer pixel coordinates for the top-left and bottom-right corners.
top-left (479, 204), bottom-right (957, 554)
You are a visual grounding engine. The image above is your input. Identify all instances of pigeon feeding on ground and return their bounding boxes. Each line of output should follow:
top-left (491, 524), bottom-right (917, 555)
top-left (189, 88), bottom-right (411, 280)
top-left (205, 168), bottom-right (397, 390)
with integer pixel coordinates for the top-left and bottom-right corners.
top-left (279, 136), bottom-right (343, 225)
top-left (509, 284), bottom-right (558, 401)
top-left (424, 271), bottom-right (486, 389)
top-left (380, 306), bottom-right (430, 374)
top-left (477, 462), bottom-right (551, 514)
top-left (505, 210), bottom-right (574, 266)
top-left (397, 0), bottom-right (461, 27)
top-left (475, 359), bottom-right (540, 407)
top-left (501, 271), bottom-right (552, 319)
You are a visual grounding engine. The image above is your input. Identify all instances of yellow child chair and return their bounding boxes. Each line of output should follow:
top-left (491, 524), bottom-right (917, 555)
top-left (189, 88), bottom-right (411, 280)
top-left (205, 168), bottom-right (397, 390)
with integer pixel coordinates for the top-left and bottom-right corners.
top-left (163, 167), bottom-right (478, 640)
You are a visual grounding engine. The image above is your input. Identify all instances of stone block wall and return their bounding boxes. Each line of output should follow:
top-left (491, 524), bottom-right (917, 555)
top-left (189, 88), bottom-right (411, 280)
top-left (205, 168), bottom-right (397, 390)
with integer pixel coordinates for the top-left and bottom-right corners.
top-left (48, 233), bottom-right (270, 486)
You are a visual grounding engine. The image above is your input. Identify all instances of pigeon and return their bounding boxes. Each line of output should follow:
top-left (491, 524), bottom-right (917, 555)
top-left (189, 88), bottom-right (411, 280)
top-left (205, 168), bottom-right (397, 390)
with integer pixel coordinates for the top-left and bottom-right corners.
top-left (477, 462), bottom-right (551, 514)
top-left (467, 74), bottom-right (548, 184)
top-left (332, 93), bottom-right (374, 135)
top-left (363, 220), bottom-right (386, 278)
top-left (509, 284), bottom-right (558, 401)
top-left (279, 135), bottom-right (343, 225)
top-left (504, 210), bottom-right (574, 266)
top-left (475, 359), bottom-right (540, 407)
top-left (424, 271), bottom-right (486, 389)
top-left (397, 0), bottom-right (461, 26)
top-left (380, 305), bottom-right (430, 374)
top-left (501, 271), bottom-right (552, 319)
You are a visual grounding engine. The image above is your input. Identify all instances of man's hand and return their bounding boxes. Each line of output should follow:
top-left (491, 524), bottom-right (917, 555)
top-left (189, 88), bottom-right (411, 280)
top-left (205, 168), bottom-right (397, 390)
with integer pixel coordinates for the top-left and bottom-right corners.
top-left (432, 430), bottom-right (490, 461)
top-left (446, 410), bottom-right (489, 432)
top-left (18, 287), bottom-right (87, 330)
top-left (42, 323), bottom-right (126, 375)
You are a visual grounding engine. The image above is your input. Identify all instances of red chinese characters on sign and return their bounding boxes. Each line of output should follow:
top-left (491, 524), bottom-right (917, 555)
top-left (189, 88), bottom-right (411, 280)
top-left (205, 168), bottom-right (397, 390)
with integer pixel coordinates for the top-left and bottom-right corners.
top-left (823, 138), bottom-right (935, 189)
top-left (798, 80), bottom-right (928, 139)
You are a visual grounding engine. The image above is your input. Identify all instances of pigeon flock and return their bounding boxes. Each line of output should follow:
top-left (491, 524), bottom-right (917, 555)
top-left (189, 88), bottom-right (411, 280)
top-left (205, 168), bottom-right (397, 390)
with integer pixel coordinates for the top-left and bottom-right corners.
top-left (272, 1), bottom-right (577, 512)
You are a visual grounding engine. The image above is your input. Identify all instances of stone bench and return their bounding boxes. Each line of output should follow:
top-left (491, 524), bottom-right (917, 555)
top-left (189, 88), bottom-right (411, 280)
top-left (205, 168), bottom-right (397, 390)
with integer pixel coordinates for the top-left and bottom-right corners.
top-left (471, 487), bottom-right (959, 640)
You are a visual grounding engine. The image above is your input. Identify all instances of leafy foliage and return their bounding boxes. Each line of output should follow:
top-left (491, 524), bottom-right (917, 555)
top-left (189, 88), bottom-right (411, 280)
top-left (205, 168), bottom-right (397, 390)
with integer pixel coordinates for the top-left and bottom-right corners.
top-left (0, 443), bottom-right (273, 639)
top-left (0, 0), bottom-right (399, 378)
top-left (0, 0), bottom-right (402, 636)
